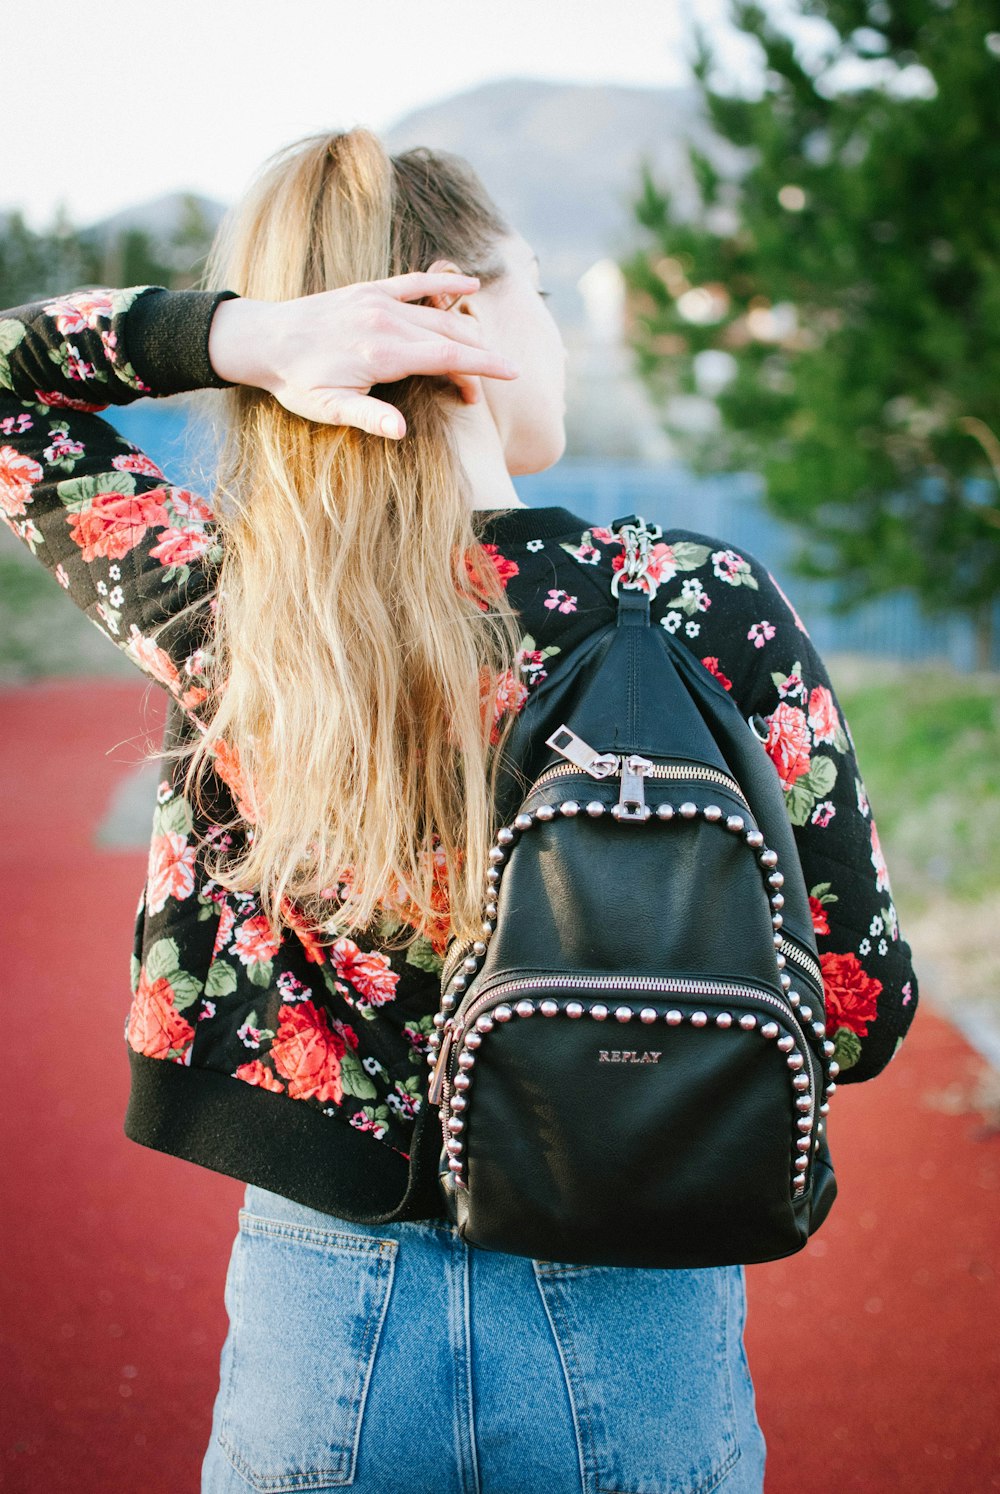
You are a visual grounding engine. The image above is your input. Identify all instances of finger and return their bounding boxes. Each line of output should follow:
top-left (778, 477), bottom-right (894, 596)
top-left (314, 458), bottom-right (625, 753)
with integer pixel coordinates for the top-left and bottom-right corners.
top-left (394, 340), bottom-right (520, 380)
top-left (317, 392), bottom-right (406, 438)
top-left (374, 270), bottom-right (481, 302)
top-left (394, 301), bottom-right (492, 347)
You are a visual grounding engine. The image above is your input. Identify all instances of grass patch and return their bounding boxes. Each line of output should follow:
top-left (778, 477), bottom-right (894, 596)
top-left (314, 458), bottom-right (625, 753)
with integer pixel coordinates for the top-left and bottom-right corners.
top-left (833, 661), bottom-right (1000, 905)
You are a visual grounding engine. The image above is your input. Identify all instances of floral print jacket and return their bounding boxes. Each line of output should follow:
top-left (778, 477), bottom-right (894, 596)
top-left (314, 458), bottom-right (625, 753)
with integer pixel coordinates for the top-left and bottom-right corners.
top-left (0, 287), bottom-right (918, 1222)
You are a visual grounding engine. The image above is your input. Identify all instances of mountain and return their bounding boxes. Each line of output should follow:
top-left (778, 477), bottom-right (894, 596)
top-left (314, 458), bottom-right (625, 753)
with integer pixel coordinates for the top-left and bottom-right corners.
top-left (83, 192), bottom-right (227, 247)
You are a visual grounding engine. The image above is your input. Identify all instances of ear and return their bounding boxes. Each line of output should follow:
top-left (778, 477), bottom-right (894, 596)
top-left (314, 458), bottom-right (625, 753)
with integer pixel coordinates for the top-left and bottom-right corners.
top-left (426, 258), bottom-right (476, 313)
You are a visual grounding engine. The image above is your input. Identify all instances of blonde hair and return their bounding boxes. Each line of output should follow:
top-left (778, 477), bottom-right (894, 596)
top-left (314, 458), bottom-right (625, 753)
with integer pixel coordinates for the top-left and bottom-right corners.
top-left (154, 129), bottom-right (526, 958)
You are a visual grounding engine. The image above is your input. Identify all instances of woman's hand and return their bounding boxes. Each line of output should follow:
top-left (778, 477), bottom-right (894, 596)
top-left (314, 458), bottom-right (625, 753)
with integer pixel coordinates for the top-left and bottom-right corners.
top-left (207, 272), bottom-right (518, 438)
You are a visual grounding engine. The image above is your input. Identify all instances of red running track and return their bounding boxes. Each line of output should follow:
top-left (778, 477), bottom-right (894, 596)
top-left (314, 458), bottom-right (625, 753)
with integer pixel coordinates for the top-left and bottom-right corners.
top-left (1, 680), bottom-right (998, 1493)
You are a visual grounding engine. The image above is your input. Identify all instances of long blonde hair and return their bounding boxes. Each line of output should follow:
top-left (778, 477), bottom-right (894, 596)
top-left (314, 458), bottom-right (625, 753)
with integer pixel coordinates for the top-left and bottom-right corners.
top-left (155, 129), bottom-right (526, 958)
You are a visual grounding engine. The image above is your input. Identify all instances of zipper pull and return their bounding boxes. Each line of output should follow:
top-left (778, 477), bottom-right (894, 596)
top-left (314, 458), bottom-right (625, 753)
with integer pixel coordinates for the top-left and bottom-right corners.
top-left (545, 725), bottom-right (619, 779)
top-left (613, 754), bottom-right (653, 821)
top-left (427, 1019), bottom-right (457, 1106)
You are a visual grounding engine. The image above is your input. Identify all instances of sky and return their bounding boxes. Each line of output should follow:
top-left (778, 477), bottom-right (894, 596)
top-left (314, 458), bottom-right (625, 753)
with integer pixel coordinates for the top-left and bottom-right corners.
top-left (3, 0), bottom-right (765, 228)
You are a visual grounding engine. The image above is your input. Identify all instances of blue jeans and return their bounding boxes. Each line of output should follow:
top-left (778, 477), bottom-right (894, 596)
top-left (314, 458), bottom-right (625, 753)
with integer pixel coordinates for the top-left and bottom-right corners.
top-left (201, 1183), bottom-right (766, 1494)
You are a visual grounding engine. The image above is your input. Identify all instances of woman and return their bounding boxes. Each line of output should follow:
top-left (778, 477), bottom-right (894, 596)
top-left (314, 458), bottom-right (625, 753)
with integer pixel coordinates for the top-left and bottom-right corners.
top-left (0, 128), bottom-right (917, 1493)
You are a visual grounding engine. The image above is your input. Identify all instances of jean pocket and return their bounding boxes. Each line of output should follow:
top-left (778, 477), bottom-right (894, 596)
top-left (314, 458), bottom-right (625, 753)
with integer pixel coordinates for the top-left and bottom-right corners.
top-left (216, 1208), bottom-right (397, 1492)
top-left (532, 1260), bottom-right (743, 1494)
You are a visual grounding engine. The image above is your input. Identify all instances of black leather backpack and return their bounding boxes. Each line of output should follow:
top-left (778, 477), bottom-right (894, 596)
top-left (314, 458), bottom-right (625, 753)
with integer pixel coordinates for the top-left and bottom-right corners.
top-left (426, 515), bottom-right (838, 1268)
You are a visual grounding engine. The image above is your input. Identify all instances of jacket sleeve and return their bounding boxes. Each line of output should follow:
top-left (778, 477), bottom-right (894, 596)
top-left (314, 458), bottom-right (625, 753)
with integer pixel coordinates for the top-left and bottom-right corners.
top-left (0, 286), bottom-right (237, 726)
top-left (711, 559), bottom-right (919, 1085)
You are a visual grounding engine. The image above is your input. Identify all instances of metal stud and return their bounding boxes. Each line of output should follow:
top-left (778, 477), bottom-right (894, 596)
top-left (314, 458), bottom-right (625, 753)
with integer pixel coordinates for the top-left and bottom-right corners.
top-left (481, 921), bottom-right (495, 936)
top-left (739, 1014), bottom-right (757, 1031)
top-left (464, 1032), bottom-right (483, 1050)
top-left (446, 1138), bottom-right (462, 1156)
top-left (493, 1004), bottom-right (513, 1023)
top-left (680, 802), bottom-right (698, 819)
top-left (458, 1051), bottom-right (476, 1070)
top-left (819, 1102), bottom-right (830, 1115)
top-left (828, 1061), bottom-right (841, 1079)
top-left (726, 815), bottom-right (746, 834)
top-left (514, 813), bottom-right (533, 831)
top-left (780, 974), bottom-right (792, 991)
top-left (488, 847), bottom-right (506, 864)
top-left (797, 1117), bottom-right (811, 1134)
top-left (794, 1156), bottom-right (809, 1172)
top-left (666, 1010), bottom-right (683, 1026)
top-left (485, 903), bottom-right (498, 919)
top-left (796, 1096), bottom-right (811, 1113)
top-left (433, 1012), bottom-right (447, 1029)
top-left (473, 940), bottom-right (487, 956)
top-left (560, 800), bottom-right (580, 817)
top-left (514, 1000), bottom-right (535, 1018)
top-left (566, 1002), bottom-right (584, 1019)
top-left (788, 990), bottom-right (801, 1006)
top-left (475, 1015), bottom-right (495, 1034)
top-left (759, 849), bottom-right (779, 869)
top-left (796, 1137), bottom-right (811, 1153)
top-left (640, 1008), bottom-right (658, 1024)
top-left (772, 914), bottom-right (784, 930)
top-left (768, 871), bottom-right (785, 889)
top-left (745, 829), bottom-right (764, 848)
top-left (799, 1006), bottom-right (813, 1022)
top-left (773, 933), bottom-right (784, 949)
top-left (463, 956), bottom-right (478, 974)
top-left (716, 1012), bottom-right (733, 1029)
top-left (703, 805), bottom-right (723, 822)
top-left (777, 1035), bottom-right (795, 1053)
top-left (823, 1040), bottom-right (836, 1058)
top-left (812, 1022), bottom-right (826, 1040)
top-left (825, 1082), bottom-right (838, 1097)
top-left (591, 1003), bottom-right (609, 1021)
top-left (452, 1078), bottom-right (470, 1096)
top-left (656, 803), bottom-right (675, 820)
top-left (497, 827), bottom-right (515, 846)
top-left (775, 953), bottom-right (787, 970)
top-left (586, 801), bottom-right (605, 817)
top-left (615, 1006), bottom-right (633, 1022)
top-left (771, 893), bottom-right (785, 911)
top-left (792, 1074), bottom-right (810, 1092)
top-left (536, 803), bottom-right (556, 821)
top-left (787, 1053), bottom-right (805, 1071)
top-left (761, 1022), bottom-right (780, 1040)
top-left (540, 1000), bottom-right (559, 1017)
top-left (447, 1117), bottom-right (464, 1134)
top-left (486, 868), bottom-right (500, 884)
top-left (690, 1011), bottom-right (708, 1027)
top-left (442, 992), bottom-right (458, 1010)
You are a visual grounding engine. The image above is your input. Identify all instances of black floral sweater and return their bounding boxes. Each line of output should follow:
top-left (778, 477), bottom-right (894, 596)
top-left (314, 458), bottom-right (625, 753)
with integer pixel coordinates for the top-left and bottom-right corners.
top-left (0, 286), bottom-right (918, 1223)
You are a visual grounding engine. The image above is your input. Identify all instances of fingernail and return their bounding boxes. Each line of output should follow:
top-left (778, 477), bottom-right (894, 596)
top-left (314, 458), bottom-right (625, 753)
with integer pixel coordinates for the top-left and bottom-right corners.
top-left (381, 415), bottom-right (402, 437)
top-left (504, 361), bottom-right (521, 376)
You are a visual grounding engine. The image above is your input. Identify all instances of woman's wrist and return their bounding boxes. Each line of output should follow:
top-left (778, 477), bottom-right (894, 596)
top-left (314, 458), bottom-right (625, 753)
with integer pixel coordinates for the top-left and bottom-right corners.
top-left (207, 296), bottom-right (278, 390)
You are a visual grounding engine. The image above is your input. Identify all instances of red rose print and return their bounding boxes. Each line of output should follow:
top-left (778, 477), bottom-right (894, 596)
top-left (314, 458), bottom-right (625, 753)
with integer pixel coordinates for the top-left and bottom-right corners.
top-left (233, 914), bottom-right (281, 967)
top-left (149, 526), bottom-right (216, 566)
top-left (67, 488), bottom-right (169, 562)
top-left (808, 895), bottom-right (830, 937)
top-left (700, 656), bottom-right (732, 691)
top-left (235, 1059), bottom-right (285, 1092)
top-left (270, 1000), bottom-right (345, 1103)
top-left (331, 937), bottom-right (399, 1007)
top-left (763, 703), bottom-right (812, 789)
top-left (0, 446), bottom-right (43, 517)
top-left (807, 685), bottom-right (839, 745)
top-left (123, 626), bottom-right (181, 692)
top-left (212, 901), bottom-right (236, 956)
top-left (460, 543), bottom-right (520, 609)
top-left (112, 452), bottom-right (165, 479)
top-left (43, 291), bottom-right (114, 335)
top-left (126, 968), bottom-right (195, 1061)
top-left (33, 390), bottom-right (108, 413)
top-left (820, 951), bottom-right (882, 1038)
top-left (209, 737), bottom-right (259, 824)
top-left (279, 895), bottom-right (327, 965)
top-left (146, 830), bottom-right (197, 915)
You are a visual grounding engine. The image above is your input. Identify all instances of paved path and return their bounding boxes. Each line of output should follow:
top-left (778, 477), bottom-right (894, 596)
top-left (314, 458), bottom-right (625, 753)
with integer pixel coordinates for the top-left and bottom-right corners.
top-left (1, 680), bottom-right (998, 1493)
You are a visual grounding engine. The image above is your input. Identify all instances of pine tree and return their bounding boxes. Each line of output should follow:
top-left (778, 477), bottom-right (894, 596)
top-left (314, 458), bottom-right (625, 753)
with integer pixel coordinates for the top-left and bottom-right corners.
top-left (622, 0), bottom-right (1000, 666)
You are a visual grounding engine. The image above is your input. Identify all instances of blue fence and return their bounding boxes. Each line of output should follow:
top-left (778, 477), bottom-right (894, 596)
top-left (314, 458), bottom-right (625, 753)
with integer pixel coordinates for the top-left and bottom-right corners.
top-left (106, 405), bottom-right (998, 672)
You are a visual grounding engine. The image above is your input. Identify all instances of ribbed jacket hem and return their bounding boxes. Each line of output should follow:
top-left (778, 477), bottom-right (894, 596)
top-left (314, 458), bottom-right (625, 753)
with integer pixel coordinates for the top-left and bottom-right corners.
top-left (123, 1047), bottom-right (451, 1226)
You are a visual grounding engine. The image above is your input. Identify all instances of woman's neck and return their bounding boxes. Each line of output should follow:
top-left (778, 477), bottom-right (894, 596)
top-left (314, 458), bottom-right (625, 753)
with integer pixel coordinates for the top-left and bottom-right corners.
top-left (443, 396), bottom-right (527, 511)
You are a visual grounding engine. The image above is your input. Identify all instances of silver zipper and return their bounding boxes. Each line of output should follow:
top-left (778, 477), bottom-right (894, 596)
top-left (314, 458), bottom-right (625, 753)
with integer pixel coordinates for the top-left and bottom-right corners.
top-left (780, 938), bottom-right (822, 990)
top-left (431, 973), bottom-right (818, 1190)
top-left (532, 757), bottom-right (749, 802)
